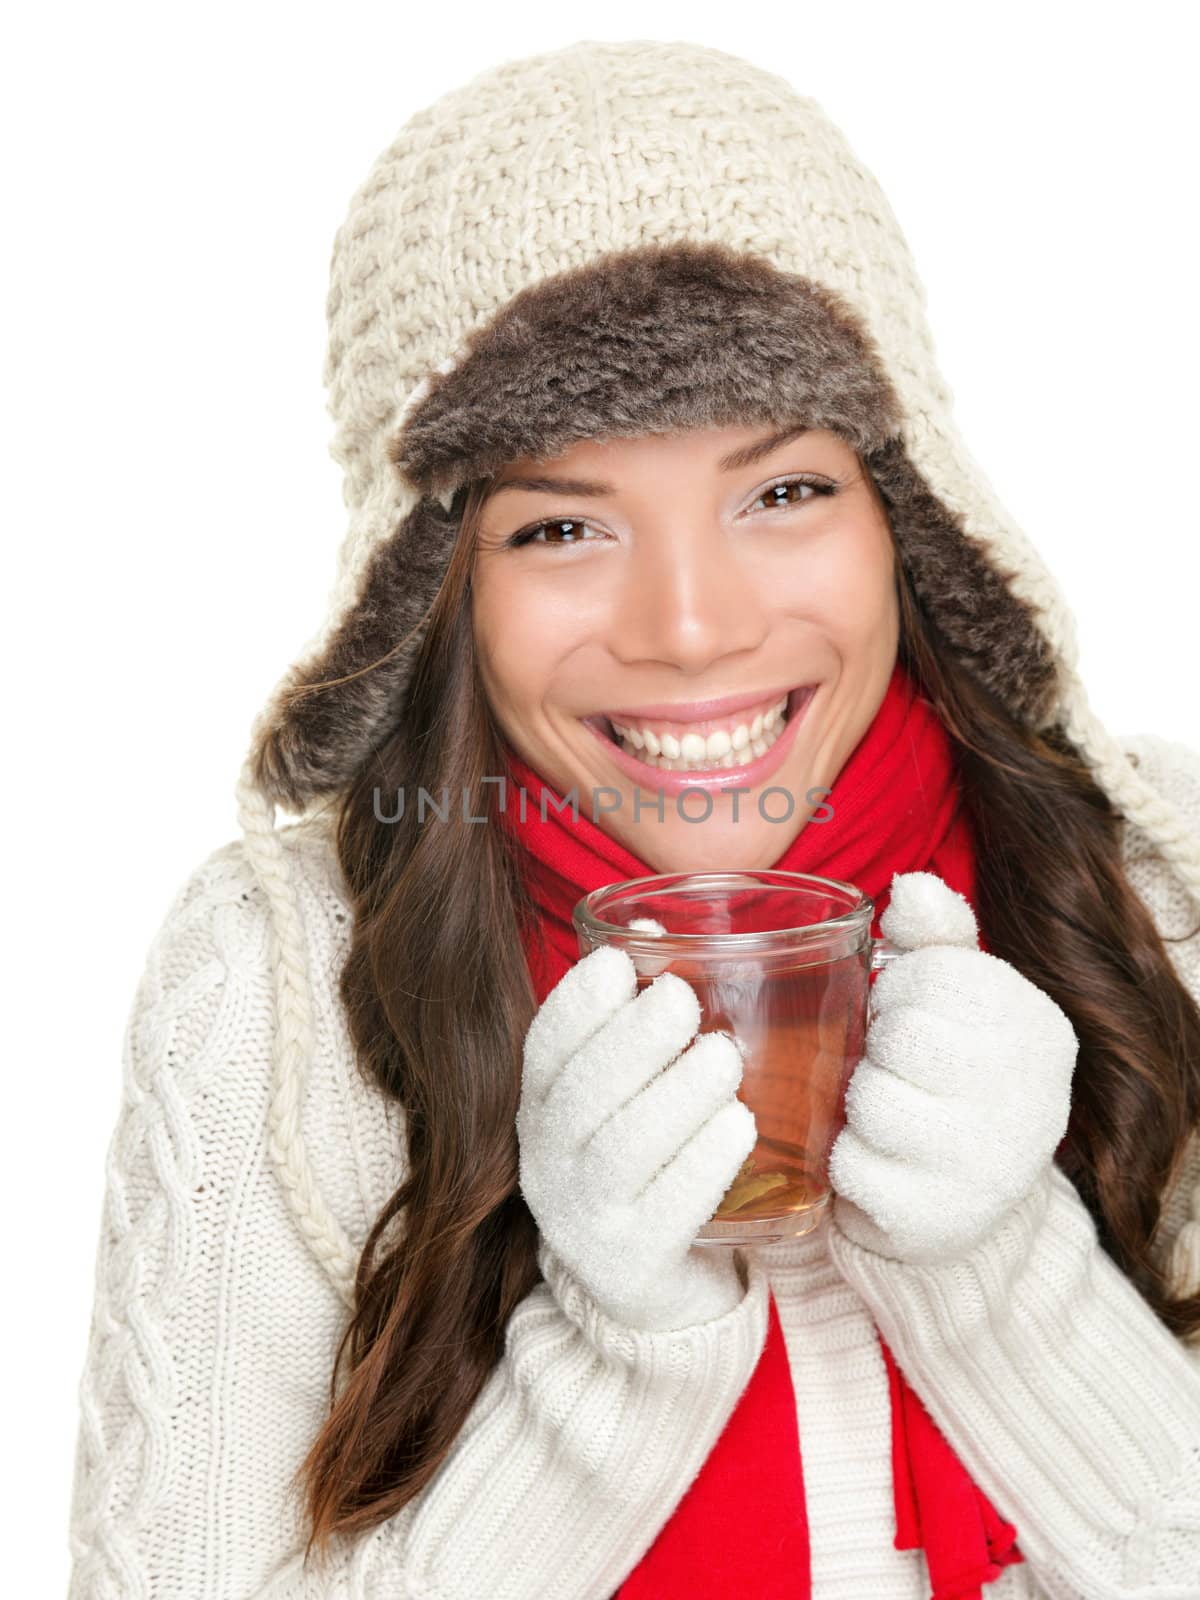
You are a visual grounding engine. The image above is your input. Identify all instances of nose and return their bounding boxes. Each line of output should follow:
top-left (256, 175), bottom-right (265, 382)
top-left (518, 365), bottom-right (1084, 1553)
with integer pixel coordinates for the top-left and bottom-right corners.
top-left (607, 524), bottom-right (771, 675)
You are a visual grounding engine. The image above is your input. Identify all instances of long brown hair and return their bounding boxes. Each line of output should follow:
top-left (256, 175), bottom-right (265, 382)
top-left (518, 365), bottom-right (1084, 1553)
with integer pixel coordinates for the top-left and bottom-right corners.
top-left (289, 463), bottom-right (1200, 1566)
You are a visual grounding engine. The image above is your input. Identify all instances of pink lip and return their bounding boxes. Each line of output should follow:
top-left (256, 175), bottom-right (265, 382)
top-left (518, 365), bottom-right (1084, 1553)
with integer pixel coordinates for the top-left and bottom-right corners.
top-left (599, 683), bottom-right (800, 724)
top-left (582, 685), bottom-right (818, 796)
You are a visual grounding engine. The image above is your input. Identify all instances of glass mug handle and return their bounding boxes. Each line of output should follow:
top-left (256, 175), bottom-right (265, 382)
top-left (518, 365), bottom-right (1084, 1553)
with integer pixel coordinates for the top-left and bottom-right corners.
top-left (868, 935), bottom-right (903, 1021)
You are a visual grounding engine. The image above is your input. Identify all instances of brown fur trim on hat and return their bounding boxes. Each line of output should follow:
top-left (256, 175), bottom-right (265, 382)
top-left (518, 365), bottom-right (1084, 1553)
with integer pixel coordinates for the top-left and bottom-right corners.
top-left (250, 495), bottom-right (459, 813)
top-left (866, 437), bottom-right (1060, 725)
top-left (389, 240), bottom-right (905, 500)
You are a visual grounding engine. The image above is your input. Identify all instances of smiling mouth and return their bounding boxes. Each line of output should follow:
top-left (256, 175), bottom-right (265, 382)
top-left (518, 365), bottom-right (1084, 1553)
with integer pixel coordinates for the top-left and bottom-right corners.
top-left (584, 684), bottom-right (816, 774)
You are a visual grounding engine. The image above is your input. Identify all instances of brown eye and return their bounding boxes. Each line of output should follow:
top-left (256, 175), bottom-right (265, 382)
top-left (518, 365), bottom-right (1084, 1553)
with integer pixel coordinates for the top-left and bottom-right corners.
top-left (749, 475), bottom-right (837, 512)
top-left (506, 518), bottom-right (599, 549)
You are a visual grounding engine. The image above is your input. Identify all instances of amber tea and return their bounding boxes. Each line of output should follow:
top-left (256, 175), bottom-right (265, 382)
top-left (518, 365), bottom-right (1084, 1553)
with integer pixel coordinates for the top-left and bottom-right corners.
top-left (633, 949), bottom-right (869, 1236)
top-left (575, 870), bottom-right (894, 1247)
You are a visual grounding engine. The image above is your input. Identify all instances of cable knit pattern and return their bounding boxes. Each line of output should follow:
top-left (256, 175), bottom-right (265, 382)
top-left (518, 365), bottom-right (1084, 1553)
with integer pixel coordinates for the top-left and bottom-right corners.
top-left (66, 735), bottom-right (1200, 1598)
top-left (66, 828), bottom-right (409, 1600)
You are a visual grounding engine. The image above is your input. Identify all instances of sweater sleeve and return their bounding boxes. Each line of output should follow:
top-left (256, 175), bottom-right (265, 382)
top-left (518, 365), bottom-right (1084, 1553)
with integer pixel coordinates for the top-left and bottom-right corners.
top-left (257, 1246), bottom-right (771, 1600)
top-left (66, 833), bottom-right (772, 1600)
top-left (828, 1164), bottom-right (1200, 1599)
top-left (826, 732), bottom-right (1200, 1600)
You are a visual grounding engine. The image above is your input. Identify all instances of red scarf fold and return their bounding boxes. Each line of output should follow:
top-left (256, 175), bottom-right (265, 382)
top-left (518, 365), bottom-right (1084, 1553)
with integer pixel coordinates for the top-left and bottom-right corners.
top-left (498, 661), bottom-right (1024, 1599)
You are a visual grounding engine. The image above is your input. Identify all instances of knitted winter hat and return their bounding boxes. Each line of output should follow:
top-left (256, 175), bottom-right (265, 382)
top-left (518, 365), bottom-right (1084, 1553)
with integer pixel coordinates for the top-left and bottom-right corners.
top-left (232, 38), bottom-right (1200, 1307)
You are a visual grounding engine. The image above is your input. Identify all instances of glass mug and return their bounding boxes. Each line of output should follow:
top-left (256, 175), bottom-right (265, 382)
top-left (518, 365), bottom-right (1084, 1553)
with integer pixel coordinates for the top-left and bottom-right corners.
top-left (573, 871), bottom-right (899, 1247)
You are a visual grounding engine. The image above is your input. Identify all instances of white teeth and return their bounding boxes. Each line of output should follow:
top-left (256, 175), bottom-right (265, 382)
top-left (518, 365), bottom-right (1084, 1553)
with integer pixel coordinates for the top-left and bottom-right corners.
top-left (609, 692), bottom-right (798, 773)
top-left (619, 713), bottom-right (787, 771)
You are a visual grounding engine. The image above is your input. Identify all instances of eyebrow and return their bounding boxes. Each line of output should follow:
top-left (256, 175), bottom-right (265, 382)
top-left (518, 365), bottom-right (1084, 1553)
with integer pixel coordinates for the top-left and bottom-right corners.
top-left (488, 423), bottom-right (810, 498)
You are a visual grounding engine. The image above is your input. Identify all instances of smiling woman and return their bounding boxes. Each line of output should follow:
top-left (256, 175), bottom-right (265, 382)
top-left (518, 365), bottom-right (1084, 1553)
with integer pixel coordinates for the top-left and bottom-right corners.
top-left (469, 424), bottom-right (900, 867)
top-left (66, 36), bottom-right (1200, 1600)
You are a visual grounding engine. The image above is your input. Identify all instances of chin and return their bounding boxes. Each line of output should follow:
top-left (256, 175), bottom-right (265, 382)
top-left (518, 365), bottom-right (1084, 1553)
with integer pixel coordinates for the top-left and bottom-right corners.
top-left (611, 815), bottom-right (800, 874)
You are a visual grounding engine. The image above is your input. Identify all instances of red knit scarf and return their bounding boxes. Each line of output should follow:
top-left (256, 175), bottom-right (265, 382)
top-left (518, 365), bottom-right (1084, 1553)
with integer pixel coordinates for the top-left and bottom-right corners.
top-left (497, 661), bottom-right (1024, 1599)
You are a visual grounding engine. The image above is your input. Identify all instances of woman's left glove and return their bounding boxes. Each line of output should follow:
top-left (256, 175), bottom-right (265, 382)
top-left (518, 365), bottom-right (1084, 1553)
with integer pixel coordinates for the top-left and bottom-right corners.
top-left (827, 871), bottom-right (1079, 1265)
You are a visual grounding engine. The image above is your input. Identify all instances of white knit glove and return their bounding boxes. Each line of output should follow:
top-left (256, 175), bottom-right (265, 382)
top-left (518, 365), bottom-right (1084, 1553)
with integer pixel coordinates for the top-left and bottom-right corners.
top-left (517, 944), bottom-right (758, 1333)
top-left (828, 871), bottom-right (1079, 1265)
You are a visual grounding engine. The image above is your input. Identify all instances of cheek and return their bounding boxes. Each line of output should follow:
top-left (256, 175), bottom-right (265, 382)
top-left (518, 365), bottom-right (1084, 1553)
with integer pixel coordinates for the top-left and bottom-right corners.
top-left (472, 577), bottom-right (579, 719)
top-left (471, 575), bottom-right (518, 716)
top-left (768, 518), bottom-right (896, 637)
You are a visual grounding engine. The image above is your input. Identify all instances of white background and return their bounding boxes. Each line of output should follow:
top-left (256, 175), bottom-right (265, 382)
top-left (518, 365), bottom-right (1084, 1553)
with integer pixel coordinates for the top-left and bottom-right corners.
top-left (7, 2), bottom-right (1197, 1587)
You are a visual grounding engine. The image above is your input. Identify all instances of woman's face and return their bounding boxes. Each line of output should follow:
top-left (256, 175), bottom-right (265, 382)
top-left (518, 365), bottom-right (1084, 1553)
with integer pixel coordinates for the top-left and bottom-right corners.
top-left (471, 423), bottom-right (900, 871)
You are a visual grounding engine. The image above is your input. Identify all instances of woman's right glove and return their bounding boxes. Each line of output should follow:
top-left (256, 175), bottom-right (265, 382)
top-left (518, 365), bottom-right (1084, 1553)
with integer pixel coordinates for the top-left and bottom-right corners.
top-left (517, 944), bottom-right (758, 1334)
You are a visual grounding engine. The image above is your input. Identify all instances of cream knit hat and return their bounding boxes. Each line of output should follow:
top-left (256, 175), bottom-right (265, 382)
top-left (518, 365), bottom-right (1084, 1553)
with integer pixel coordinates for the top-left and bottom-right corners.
top-left (231, 38), bottom-right (1200, 1308)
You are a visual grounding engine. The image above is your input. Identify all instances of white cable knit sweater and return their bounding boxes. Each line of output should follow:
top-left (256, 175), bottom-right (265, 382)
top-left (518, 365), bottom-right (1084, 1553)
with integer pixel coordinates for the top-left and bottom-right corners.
top-left (67, 732), bottom-right (1200, 1600)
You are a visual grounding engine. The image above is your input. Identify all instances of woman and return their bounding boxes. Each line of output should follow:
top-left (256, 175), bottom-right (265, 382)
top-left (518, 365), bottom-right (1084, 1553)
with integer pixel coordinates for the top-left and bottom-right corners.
top-left (67, 38), bottom-right (1200, 1600)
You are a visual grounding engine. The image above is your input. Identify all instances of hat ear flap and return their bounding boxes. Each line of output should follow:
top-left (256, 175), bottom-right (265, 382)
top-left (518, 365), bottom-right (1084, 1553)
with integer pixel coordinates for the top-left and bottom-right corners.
top-left (249, 495), bottom-right (461, 815)
top-left (865, 437), bottom-right (1061, 728)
